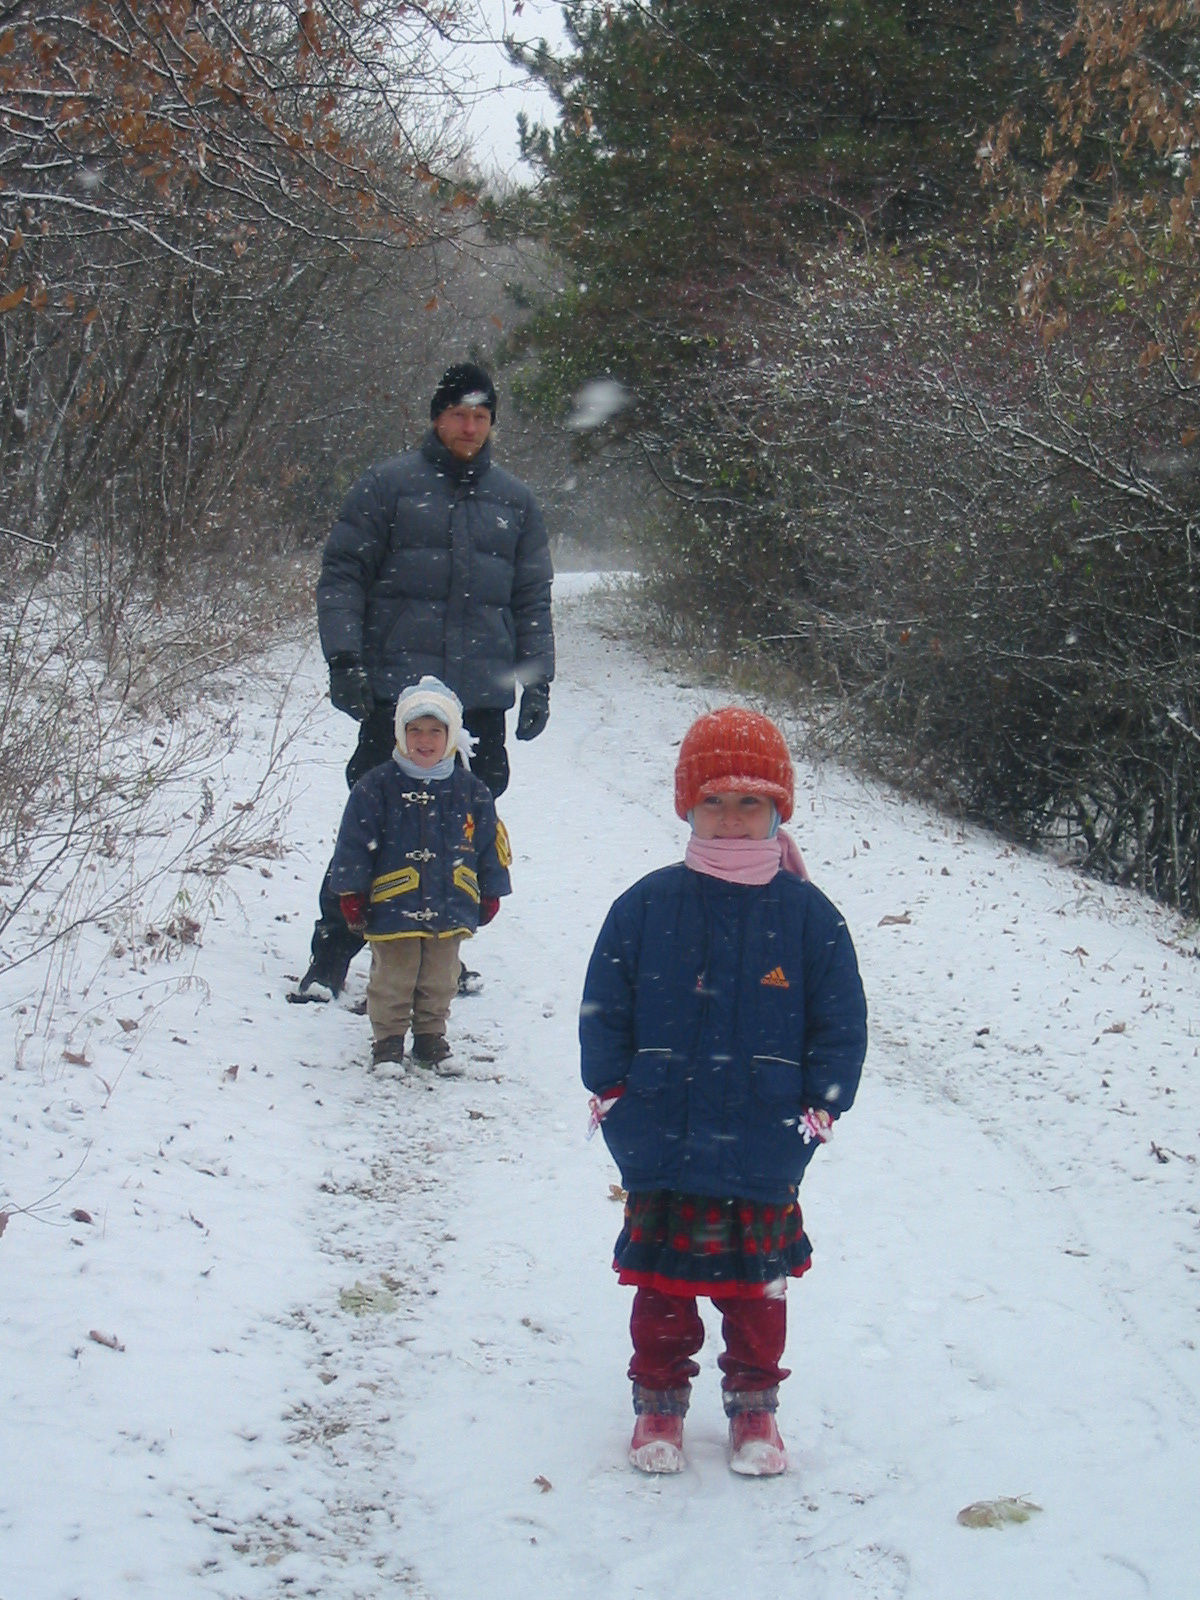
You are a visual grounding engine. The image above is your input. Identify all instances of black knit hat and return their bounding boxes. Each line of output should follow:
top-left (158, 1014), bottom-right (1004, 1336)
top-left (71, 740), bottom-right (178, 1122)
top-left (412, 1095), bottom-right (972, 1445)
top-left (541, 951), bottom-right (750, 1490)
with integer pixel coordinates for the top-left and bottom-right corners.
top-left (430, 362), bottom-right (497, 421)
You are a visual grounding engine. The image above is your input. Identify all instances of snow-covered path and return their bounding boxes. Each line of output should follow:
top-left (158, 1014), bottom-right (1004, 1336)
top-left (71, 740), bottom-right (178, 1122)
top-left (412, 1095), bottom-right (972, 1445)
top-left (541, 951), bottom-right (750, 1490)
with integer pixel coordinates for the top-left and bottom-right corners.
top-left (4, 577), bottom-right (1200, 1599)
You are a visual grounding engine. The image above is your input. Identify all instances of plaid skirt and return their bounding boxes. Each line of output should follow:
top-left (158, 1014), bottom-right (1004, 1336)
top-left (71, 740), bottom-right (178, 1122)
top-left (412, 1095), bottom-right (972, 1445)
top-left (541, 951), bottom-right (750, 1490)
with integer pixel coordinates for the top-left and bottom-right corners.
top-left (613, 1189), bottom-right (813, 1300)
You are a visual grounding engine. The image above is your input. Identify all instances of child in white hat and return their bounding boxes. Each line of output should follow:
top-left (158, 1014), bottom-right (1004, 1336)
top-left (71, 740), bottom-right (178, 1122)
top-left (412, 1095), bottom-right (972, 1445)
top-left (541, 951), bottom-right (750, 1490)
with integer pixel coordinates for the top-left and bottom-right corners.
top-left (329, 676), bottom-right (512, 1075)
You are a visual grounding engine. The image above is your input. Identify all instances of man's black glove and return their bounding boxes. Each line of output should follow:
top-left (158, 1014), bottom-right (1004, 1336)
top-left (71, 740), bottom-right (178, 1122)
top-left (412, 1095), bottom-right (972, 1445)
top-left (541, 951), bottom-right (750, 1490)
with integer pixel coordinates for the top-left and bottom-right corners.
top-left (515, 681), bottom-right (550, 741)
top-left (328, 655), bottom-right (373, 722)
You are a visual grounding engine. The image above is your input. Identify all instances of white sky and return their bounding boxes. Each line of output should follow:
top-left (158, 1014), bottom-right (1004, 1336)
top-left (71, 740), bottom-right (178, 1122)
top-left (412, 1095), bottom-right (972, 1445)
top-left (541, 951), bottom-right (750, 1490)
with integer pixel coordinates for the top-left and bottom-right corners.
top-left (449, 0), bottom-right (571, 180)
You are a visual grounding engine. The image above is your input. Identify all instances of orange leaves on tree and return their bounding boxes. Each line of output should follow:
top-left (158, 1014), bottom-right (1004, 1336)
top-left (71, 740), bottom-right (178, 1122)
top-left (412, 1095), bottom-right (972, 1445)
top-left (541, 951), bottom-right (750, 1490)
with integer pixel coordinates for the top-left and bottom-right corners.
top-left (297, 9), bottom-right (324, 59)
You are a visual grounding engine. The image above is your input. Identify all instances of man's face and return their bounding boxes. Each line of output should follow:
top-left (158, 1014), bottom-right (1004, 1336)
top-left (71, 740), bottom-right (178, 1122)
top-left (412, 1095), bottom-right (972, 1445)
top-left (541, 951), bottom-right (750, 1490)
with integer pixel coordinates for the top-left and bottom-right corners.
top-left (434, 403), bottom-right (492, 462)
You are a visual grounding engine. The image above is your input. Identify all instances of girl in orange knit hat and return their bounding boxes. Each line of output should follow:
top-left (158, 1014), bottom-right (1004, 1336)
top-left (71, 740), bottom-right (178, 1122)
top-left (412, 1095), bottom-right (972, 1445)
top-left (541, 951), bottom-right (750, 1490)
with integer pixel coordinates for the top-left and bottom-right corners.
top-left (581, 707), bottom-right (867, 1476)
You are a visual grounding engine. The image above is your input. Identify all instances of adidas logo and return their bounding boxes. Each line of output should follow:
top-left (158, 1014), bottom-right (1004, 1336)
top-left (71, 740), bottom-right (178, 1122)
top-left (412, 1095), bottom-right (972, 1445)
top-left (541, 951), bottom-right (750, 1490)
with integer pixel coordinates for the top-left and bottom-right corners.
top-left (760, 966), bottom-right (789, 988)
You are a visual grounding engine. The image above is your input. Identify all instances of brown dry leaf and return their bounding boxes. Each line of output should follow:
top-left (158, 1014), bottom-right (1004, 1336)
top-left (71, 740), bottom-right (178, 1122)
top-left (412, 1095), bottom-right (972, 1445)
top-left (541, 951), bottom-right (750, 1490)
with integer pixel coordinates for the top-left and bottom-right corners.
top-left (70, 1209), bottom-right (93, 1224)
top-left (533, 1475), bottom-right (553, 1493)
top-left (117, 1017), bottom-right (138, 1032)
top-left (608, 1183), bottom-right (627, 1203)
top-left (1103, 1022), bottom-right (1127, 1035)
top-left (878, 913), bottom-right (912, 927)
top-left (62, 1049), bottom-right (90, 1066)
top-left (223, 1064), bottom-right (239, 1081)
top-left (88, 1329), bottom-right (125, 1352)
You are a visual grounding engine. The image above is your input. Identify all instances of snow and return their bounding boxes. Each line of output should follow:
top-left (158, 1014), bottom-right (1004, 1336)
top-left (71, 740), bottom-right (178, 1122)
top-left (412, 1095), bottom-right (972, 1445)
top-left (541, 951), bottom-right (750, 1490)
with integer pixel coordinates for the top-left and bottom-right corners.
top-left (4, 573), bottom-right (1200, 1598)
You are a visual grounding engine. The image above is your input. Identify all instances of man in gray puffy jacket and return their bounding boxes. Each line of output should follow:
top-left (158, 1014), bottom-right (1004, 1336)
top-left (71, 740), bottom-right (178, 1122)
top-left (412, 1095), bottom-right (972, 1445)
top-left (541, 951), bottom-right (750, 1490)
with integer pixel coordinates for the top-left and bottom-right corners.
top-left (292, 362), bottom-right (554, 1001)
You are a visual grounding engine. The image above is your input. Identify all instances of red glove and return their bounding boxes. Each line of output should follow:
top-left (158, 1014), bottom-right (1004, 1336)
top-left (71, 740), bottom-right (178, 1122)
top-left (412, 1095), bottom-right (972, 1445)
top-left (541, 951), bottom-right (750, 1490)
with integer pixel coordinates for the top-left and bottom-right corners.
top-left (339, 891), bottom-right (369, 932)
top-left (479, 895), bottom-right (500, 926)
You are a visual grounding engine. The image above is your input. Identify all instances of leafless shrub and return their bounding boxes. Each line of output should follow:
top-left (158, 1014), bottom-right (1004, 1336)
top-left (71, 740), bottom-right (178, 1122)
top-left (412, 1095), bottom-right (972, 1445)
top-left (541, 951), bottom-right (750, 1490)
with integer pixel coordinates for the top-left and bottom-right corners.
top-left (637, 247), bottom-right (1200, 913)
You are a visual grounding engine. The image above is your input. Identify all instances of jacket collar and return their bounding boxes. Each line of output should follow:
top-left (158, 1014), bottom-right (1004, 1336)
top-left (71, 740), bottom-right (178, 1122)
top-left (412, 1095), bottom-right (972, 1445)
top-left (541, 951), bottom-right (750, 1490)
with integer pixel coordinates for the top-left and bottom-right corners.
top-left (422, 429), bottom-right (492, 484)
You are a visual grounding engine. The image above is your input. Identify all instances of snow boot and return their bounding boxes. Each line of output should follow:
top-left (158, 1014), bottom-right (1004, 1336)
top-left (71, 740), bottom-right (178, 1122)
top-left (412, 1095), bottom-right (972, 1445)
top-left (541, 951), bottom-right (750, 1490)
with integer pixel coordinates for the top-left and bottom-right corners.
top-left (410, 1034), bottom-right (464, 1078)
top-left (728, 1409), bottom-right (787, 1477)
top-left (629, 1413), bottom-right (685, 1474)
top-left (289, 927), bottom-right (353, 1003)
top-left (370, 1035), bottom-right (407, 1079)
top-left (457, 963), bottom-right (483, 997)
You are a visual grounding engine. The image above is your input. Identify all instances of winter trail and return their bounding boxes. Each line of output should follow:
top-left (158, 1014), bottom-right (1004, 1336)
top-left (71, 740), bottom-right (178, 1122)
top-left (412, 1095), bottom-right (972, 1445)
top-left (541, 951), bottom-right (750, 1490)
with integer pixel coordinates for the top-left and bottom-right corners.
top-left (3, 576), bottom-right (1200, 1599)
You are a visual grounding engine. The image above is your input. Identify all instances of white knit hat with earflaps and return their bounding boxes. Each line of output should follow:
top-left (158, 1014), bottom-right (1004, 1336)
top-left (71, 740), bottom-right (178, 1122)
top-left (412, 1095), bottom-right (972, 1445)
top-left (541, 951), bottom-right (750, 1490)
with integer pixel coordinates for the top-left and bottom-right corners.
top-left (393, 675), bottom-right (475, 768)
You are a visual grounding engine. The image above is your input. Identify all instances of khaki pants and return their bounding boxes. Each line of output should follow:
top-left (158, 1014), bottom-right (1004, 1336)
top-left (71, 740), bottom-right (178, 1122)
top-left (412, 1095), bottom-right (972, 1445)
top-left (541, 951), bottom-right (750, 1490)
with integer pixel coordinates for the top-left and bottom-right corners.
top-left (367, 935), bottom-right (464, 1041)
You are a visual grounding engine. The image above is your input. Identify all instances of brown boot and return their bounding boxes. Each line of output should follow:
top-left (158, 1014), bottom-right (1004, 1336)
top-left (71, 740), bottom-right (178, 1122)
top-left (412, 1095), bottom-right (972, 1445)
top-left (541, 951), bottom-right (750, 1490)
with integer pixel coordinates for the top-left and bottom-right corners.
top-left (410, 1034), bottom-right (463, 1077)
top-left (370, 1035), bottom-right (407, 1078)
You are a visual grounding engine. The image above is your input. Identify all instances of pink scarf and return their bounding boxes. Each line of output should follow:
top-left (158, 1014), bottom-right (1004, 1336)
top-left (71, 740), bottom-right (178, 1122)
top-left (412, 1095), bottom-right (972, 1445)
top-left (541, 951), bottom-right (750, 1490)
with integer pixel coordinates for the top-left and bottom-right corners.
top-left (684, 828), bottom-right (809, 886)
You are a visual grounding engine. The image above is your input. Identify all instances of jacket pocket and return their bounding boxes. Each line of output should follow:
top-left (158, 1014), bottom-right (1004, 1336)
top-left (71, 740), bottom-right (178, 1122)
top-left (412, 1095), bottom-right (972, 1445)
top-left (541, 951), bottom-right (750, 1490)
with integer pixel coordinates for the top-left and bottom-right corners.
top-left (744, 1055), bottom-right (807, 1182)
top-left (370, 867), bottom-right (420, 903)
top-left (602, 1048), bottom-right (671, 1182)
top-left (453, 863), bottom-right (480, 903)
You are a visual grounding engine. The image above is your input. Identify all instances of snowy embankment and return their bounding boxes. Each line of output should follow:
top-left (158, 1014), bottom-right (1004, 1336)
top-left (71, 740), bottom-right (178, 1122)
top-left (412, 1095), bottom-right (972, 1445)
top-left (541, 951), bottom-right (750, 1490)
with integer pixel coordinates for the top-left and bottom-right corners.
top-left (3, 575), bottom-right (1200, 1600)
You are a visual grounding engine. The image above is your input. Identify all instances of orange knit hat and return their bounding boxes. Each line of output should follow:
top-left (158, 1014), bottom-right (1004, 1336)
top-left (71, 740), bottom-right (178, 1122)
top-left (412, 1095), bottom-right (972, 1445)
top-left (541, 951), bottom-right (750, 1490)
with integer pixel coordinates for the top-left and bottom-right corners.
top-left (674, 707), bottom-right (794, 822)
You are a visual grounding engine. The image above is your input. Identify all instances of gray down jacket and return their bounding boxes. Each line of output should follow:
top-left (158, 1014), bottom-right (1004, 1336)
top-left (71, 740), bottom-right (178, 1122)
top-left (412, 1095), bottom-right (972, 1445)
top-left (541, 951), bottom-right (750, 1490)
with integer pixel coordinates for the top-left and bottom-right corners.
top-left (316, 432), bottom-right (555, 710)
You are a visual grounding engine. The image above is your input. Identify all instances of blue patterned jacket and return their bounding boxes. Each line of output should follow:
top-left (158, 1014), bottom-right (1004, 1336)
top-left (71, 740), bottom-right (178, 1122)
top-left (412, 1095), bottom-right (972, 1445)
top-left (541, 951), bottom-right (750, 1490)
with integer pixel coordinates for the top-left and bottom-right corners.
top-left (580, 863), bottom-right (867, 1203)
top-left (329, 761), bottom-right (511, 940)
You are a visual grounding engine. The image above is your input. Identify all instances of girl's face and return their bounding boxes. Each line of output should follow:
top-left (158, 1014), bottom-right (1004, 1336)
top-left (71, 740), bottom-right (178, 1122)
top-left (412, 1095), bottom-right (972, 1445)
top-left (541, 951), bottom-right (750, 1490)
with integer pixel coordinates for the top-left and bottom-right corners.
top-left (692, 791), bottom-right (775, 840)
top-left (404, 715), bottom-right (449, 768)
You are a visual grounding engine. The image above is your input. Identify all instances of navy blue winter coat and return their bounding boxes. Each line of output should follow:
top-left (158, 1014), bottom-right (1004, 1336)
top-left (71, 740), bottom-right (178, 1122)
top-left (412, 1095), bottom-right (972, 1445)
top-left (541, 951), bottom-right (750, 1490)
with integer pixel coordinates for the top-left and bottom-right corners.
top-left (317, 432), bottom-right (555, 710)
top-left (580, 864), bottom-right (867, 1204)
top-left (328, 761), bottom-right (511, 940)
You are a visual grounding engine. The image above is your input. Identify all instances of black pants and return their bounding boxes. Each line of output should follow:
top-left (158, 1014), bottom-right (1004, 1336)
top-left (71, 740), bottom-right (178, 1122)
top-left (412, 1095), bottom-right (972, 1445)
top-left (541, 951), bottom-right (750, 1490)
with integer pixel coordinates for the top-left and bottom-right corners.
top-left (310, 703), bottom-right (509, 972)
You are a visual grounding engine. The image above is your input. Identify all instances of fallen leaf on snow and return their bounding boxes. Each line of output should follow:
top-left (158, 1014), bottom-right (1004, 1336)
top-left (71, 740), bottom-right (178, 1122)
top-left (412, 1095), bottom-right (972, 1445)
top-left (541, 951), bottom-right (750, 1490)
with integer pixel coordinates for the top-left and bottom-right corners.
top-left (223, 1064), bottom-right (239, 1081)
top-left (117, 1017), bottom-right (138, 1033)
top-left (957, 1496), bottom-right (1041, 1529)
top-left (1103, 1021), bottom-right (1127, 1035)
top-left (878, 913), bottom-right (912, 927)
top-left (608, 1184), bottom-right (628, 1203)
top-left (533, 1475), bottom-right (553, 1493)
top-left (88, 1329), bottom-right (125, 1352)
top-left (338, 1281), bottom-right (398, 1316)
top-left (70, 1209), bottom-right (93, 1224)
top-left (61, 1049), bottom-right (90, 1066)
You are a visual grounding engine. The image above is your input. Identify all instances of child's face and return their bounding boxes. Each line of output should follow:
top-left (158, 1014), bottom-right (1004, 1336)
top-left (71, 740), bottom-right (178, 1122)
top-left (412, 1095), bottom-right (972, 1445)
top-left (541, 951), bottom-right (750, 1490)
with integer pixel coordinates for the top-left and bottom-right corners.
top-left (692, 791), bottom-right (775, 840)
top-left (404, 715), bottom-right (450, 768)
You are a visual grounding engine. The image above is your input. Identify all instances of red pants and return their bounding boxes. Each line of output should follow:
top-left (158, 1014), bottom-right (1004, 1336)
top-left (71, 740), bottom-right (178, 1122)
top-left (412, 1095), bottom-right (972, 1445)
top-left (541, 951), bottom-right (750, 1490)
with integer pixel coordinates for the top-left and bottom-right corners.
top-left (628, 1285), bottom-right (790, 1401)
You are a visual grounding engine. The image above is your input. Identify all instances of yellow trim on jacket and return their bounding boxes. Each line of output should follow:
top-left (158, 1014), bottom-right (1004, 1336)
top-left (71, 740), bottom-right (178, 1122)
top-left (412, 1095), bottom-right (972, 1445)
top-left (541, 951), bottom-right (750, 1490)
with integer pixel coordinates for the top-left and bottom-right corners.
top-left (452, 863), bottom-right (480, 902)
top-left (370, 866), bottom-right (420, 903)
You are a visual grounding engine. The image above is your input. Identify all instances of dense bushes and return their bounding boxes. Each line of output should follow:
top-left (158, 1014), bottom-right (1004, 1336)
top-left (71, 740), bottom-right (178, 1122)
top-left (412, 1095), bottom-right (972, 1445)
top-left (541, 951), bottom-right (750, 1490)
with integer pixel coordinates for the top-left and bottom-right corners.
top-left (506, 1), bottom-right (1200, 915)
top-left (636, 250), bottom-right (1200, 908)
